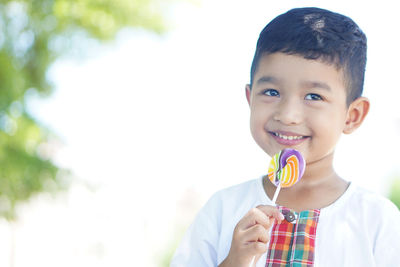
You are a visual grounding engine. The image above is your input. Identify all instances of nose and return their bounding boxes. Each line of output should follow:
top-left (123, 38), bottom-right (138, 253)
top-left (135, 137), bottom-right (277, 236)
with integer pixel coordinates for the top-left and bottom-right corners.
top-left (273, 98), bottom-right (302, 125)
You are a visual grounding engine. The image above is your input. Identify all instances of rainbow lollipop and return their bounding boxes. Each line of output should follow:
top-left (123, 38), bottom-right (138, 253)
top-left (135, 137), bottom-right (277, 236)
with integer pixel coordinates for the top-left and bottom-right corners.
top-left (268, 148), bottom-right (305, 203)
top-left (249, 149), bottom-right (305, 267)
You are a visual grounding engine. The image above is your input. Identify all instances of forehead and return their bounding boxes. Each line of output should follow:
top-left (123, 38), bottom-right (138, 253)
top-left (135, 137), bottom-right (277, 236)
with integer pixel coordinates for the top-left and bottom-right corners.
top-left (253, 53), bottom-right (346, 93)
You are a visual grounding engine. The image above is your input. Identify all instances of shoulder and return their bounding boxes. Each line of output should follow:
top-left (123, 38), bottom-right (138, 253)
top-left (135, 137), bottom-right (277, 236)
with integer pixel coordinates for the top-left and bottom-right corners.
top-left (211, 178), bottom-right (261, 200)
top-left (322, 183), bottom-right (400, 235)
top-left (205, 177), bottom-right (266, 213)
top-left (343, 184), bottom-right (400, 236)
top-left (348, 185), bottom-right (400, 264)
top-left (316, 185), bottom-right (400, 266)
top-left (348, 184), bottom-right (399, 216)
top-left (187, 177), bottom-right (265, 235)
top-left (201, 177), bottom-right (262, 215)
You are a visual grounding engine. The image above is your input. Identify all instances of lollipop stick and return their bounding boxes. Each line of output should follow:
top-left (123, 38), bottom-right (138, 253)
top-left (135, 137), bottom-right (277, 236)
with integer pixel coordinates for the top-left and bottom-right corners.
top-left (249, 183), bottom-right (282, 267)
top-left (271, 183), bottom-right (281, 204)
top-left (249, 257), bottom-right (255, 267)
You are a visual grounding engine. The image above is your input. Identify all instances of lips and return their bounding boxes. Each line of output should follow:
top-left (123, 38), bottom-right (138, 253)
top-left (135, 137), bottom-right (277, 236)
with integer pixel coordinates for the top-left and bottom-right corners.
top-left (269, 131), bottom-right (309, 146)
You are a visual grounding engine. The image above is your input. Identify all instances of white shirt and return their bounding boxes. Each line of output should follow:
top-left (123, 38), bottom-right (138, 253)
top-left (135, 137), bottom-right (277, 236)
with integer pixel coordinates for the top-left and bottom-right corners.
top-left (171, 177), bottom-right (400, 267)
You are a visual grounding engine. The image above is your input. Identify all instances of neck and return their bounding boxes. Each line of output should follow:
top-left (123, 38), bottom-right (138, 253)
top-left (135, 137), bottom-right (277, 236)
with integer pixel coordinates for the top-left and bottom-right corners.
top-left (296, 152), bottom-right (341, 188)
top-left (263, 151), bottom-right (349, 211)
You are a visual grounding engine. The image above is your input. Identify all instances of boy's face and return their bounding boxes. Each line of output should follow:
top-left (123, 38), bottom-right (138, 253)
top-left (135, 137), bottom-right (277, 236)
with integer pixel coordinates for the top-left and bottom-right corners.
top-left (246, 52), bottom-right (362, 165)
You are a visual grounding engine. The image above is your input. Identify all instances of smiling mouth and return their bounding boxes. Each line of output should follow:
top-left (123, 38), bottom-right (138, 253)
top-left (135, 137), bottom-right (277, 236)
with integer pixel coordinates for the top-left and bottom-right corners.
top-left (271, 132), bottom-right (307, 140)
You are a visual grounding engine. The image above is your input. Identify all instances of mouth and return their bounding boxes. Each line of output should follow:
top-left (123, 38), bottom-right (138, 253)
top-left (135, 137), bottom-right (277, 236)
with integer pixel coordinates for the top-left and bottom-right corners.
top-left (269, 131), bottom-right (309, 145)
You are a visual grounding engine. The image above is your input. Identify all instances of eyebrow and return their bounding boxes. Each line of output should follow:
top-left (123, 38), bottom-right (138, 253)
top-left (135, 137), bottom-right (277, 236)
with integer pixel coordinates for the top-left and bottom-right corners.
top-left (255, 76), bottom-right (279, 85)
top-left (255, 76), bottom-right (332, 91)
top-left (302, 81), bottom-right (332, 91)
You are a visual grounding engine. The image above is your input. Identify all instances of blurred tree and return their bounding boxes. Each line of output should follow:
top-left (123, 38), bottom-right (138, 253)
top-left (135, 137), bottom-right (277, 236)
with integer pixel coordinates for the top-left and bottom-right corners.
top-left (0, 0), bottom-right (173, 221)
top-left (389, 176), bottom-right (400, 209)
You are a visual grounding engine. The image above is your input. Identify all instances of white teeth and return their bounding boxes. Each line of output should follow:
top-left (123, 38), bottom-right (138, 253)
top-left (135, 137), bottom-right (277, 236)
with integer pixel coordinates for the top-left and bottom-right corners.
top-left (275, 133), bottom-right (304, 140)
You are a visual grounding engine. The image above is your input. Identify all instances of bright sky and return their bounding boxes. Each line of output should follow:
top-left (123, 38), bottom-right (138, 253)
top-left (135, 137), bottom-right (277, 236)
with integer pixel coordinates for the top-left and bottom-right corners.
top-left (1, 1), bottom-right (399, 266)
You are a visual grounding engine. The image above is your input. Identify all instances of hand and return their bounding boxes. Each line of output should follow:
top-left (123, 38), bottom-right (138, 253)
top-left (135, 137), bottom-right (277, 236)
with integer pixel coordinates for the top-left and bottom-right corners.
top-left (219, 205), bottom-right (284, 267)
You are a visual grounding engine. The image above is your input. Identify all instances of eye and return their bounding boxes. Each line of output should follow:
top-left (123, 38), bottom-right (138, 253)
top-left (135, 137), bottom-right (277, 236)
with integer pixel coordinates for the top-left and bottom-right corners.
top-left (305, 93), bottom-right (323, 101)
top-left (262, 89), bottom-right (280, 97)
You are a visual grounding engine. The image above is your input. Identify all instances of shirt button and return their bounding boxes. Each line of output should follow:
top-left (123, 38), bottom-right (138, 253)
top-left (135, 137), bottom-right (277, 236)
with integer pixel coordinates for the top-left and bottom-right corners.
top-left (285, 211), bottom-right (297, 223)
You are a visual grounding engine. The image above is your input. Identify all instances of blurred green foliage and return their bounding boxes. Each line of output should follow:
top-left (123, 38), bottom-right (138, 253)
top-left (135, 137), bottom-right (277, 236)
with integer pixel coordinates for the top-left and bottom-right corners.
top-left (389, 176), bottom-right (400, 210)
top-left (157, 224), bottom-right (186, 267)
top-left (0, 0), bottom-right (172, 220)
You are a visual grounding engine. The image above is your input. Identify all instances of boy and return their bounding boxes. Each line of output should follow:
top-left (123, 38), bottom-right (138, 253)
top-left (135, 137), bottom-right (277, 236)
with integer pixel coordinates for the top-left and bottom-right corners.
top-left (171, 7), bottom-right (400, 267)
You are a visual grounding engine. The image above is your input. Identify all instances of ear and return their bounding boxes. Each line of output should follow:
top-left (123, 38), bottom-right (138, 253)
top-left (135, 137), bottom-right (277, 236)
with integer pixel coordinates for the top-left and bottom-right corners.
top-left (343, 97), bottom-right (370, 134)
top-left (245, 84), bottom-right (252, 106)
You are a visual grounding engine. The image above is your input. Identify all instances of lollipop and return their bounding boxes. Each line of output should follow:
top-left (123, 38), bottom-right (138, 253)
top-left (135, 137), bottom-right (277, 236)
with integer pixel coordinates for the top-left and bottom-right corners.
top-left (249, 148), bottom-right (306, 267)
top-left (268, 148), bottom-right (305, 203)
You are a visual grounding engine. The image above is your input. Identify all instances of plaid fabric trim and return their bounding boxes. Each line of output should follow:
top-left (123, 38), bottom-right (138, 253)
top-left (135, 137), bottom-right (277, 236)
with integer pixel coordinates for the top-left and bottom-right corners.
top-left (265, 206), bottom-right (320, 267)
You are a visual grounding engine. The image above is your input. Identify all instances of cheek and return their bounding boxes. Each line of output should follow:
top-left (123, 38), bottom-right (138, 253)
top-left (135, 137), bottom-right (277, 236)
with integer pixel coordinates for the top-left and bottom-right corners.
top-left (249, 113), bottom-right (263, 140)
top-left (312, 111), bottom-right (345, 143)
top-left (249, 106), bottom-right (269, 140)
top-left (249, 105), bottom-right (273, 135)
top-left (250, 105), bottom-right (262, 125)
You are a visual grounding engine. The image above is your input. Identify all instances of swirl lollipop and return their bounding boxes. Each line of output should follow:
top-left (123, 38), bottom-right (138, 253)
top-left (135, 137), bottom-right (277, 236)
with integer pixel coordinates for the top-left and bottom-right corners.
top-left (249, 149), bottom-right (306, 267)
top-left (268, 148), bottom-right (305, 203)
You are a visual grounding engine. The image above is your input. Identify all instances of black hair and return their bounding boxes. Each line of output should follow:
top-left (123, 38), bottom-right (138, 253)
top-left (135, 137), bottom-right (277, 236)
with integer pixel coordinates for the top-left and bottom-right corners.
top-left (250, 7), bottom-right (367, 105)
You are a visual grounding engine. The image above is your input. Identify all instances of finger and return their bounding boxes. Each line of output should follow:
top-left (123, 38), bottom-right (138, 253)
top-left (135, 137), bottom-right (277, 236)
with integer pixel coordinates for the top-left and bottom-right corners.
top-left (256, 205), bottom-right (284, 223)
top-left (244, 224), bottom-right (270, 243)
top-left (236, 207), bottom-right (272, 230)
top-left (246, 240), bottom-right (268, 256)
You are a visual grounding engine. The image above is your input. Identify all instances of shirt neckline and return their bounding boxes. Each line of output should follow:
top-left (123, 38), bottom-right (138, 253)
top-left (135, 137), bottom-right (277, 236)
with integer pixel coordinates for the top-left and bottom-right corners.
top-left (256, 176), bottom-right (355, 213)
